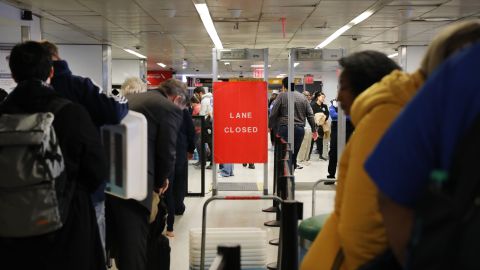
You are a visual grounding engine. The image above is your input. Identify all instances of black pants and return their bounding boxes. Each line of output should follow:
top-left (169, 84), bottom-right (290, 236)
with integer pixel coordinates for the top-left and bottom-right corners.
top-left (173, 157), bottom-right (187, 215)
top-left (328, 121), bottom-right (338, 177)
top-left (327, 120), bottom-right (354, 177)
top-left (165, 184), bottom-right (175, 232)
top-left (278, 125), bottom-right (305, 169)
top-left (106, 195), bottom-right (149, 270)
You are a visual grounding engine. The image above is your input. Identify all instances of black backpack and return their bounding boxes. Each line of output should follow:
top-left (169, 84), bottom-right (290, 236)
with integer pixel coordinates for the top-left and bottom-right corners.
top-left (408, 115), bottom-right (480, 270)
top-left (147, 195), bottom-right (170, 270)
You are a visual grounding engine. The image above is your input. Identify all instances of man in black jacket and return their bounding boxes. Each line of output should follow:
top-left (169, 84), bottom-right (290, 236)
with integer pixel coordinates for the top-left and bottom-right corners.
top-left (0, 41), bottom-right (107, 270)
top-left (107, 79), bottom-right (184, 269)
top-left (41, 41), bottom-right (128, 251)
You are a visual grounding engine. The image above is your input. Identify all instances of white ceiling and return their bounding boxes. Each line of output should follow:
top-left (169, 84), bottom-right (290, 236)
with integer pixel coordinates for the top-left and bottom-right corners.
top-left (1, 0), bottom-right (480, 75)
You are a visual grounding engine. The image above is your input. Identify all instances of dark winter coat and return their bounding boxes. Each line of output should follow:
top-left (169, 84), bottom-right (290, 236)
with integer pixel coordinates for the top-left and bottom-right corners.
top-left (126, 90), bottom-right (182, 212)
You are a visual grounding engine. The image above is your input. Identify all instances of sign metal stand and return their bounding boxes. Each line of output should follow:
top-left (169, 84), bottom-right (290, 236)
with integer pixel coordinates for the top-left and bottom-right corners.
top-left (211, 48), bottom-right (270, 196)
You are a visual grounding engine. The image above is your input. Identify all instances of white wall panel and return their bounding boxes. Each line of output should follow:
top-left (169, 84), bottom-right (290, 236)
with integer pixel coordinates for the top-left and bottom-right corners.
top-left (112, 59), bottom-right (141, 85)
top-left (57, 44), bottom-right (104, 89)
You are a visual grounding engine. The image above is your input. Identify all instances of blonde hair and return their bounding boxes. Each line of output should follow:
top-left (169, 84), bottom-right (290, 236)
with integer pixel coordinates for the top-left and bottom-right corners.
top-left (420, 20), bottom-right (480, 77)
top-left (121, 77), bottom-right (147, 95)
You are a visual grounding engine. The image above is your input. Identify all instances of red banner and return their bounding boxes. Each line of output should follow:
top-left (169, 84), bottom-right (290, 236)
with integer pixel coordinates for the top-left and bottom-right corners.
top-left (146, 70), bottom-right (172, 88)
top-left (213, 82), bottom-right (268, 163)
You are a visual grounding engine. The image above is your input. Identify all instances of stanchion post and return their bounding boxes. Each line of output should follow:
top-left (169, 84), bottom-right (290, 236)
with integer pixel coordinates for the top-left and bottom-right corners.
top-left (216, 245), bottom-right (241, 270)
top-left (278, 200), bottom-right (300, 270)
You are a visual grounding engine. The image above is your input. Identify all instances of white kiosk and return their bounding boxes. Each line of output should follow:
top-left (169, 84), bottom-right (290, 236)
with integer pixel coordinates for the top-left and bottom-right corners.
top-left (101, 111), bottom-right (148, 201)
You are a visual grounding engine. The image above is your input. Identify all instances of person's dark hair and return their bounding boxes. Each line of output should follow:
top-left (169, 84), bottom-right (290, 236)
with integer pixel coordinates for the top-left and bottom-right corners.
top-left (312, 91), bottom-right (324, 101)
top-left (9, 41), bottom-right (53, 83)
top-left (191, 95), bottom-right (200, 104)
top-left (339, 50), bottom-right (400, 97)
top-left (158, 78), bottom-right (187, 97)
top-left (193, 86), bottom-right (205, 94)
top-left (40, 40), bottom-right (59, 59)
top-left (282, 77), bottom-right (288, 90)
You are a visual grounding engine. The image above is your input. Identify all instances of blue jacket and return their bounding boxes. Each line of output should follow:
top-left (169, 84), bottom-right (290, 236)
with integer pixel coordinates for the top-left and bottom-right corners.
top-left (51, 60), bottom-right (129, 203)
top-left (51, 60), bottom-right (128, 127)
top-left (329, 104), bottom-right (338, 121)
top-left (366, 43), bottom-right (480, 207)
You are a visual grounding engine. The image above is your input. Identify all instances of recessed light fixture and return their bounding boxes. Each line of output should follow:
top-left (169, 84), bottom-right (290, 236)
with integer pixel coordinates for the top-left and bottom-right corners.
top-left (157, 62), bottom-right (167, 68)
top-left (124, 49), bottom-right (147, 59)
top-left (388, 52), bottom-right (399, 58)
top-left (294, 62), bottom-right (300, 67)
top-left (316, 8), bottom-right (376, 49)
top-left (419, 17), bottom-right (456, 22)
top-left (194, 3), bottom-right (224, 49)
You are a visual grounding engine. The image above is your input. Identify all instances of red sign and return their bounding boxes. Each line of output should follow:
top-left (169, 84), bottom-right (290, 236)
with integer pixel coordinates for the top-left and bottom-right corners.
top-left (147, 70), bottom-right (172, 87)
top-left (213, 82), bottom-right (268, 163)
top-left (304, 74), bottom-right (314, 84)
top-left (253, 68), bottom-right (264, 79)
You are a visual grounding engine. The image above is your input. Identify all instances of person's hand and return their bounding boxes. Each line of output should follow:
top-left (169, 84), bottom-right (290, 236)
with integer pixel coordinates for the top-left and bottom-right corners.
top-left (312, 131), bottom-right (319, 141)
top-left (159, 179), bottom-right (169, 194)
top-left (188, 152), bottom-right (194, 160)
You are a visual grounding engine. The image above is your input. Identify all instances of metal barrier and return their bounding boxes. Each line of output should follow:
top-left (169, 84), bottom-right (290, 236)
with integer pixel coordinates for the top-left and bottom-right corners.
top-left (311, 179), bottom-right (336, 216)
top-left (200, 195), bottom-right (282, 270)
top-left (265, 135), bottom-right (293, 227)
top-left (209, 244), bottom-right (241, 270)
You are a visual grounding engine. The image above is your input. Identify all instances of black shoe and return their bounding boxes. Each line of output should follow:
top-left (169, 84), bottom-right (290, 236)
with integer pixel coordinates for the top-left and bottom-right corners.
top-left (243, 163), bottom-right (247, 167)
top-left (295, 165), bottom-right (303, 170)
top-left (320, 157), bottom-right (327, 161)
top-left (206, 164), bottom-right (212, 169)
top-left (248, 164), bottom-right (255, 169)
top-left (327, 175), bottom-right (335, 179)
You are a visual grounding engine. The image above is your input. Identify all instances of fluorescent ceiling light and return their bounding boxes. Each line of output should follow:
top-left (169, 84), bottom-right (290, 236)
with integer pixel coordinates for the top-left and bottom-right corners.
top-left (423, 17), bottom-right (455, 22)
top-left (276, 74), bottom-right (286, 78)
top-left (251, 64), bottom-right (271, 68)
top-left (315, 9), bottom-right (374, 49)
top-left (224, 62), bottom-right (230, 65)
top-left (388, 52), bottom-right (399, 58)
top-left (194, 3), bottom-right (224, 49)
top-left (294, 62), bottom-right (300, 67)
top-left (124, 49), bottom-right (147, 59)
top-left (182, 66), bottom-right (187, 69)
top-left (351, 10), bottom-right (374, 25)
top-left (157, 62), bottom-right (167, 68)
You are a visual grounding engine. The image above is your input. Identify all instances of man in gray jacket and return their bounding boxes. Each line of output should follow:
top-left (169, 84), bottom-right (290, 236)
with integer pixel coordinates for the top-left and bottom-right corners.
top-left (106, 79), bottom-right (184, 270)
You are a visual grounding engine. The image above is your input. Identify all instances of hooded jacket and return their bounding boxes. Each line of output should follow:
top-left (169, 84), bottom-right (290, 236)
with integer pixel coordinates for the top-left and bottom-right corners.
top-left (51, 60), bottom-right (128, 203)
top-left (301, 70), bottom-right (424, 270)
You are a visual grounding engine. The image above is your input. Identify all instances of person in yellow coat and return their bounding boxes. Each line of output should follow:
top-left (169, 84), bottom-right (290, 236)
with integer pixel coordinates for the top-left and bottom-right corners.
top-left (301, 20), bottom-right (480, 270)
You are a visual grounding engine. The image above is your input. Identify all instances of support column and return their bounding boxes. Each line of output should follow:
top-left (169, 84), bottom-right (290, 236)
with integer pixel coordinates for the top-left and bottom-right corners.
top-left (20, 25), bottom-right (30, 42)
top-left (287, 49), bottom-right (295, 173)
top-left (398, 45), bottom-right (427, 73)
top-left (263, 48), bottom-right (269, 195)
top-left (102, 44), bottom-right (112, 94)
top-left (211, 48), bottom-right (218, 196)
top-left (139, 59), bottom-right (147, 82)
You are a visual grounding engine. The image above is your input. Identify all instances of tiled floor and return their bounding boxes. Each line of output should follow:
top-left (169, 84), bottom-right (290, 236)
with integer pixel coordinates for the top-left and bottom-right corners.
top-left (168, 146), bottom-right (335, 269)
top-left (110, 142), bottom-right (336, 270)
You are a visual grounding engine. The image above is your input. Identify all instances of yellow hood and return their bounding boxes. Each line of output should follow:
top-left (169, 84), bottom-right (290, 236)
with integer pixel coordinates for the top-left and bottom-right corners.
top-left (350, 70), bottom-right (425, 126)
